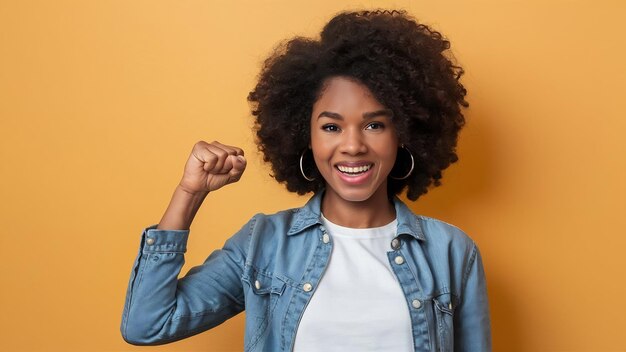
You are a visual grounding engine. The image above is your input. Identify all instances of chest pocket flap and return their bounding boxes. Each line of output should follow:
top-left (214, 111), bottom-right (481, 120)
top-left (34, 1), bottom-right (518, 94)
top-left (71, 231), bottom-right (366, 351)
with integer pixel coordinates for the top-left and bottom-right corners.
top-left (242, 266), bottom-right (287, 296)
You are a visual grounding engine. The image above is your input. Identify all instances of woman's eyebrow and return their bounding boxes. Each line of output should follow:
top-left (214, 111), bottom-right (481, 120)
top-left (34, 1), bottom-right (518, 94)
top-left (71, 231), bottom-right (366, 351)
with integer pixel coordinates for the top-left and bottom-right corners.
top-left (317, 109), bottom-right (393, 120)
top-left (317, 111), bottom-right (343, 120)
top-left (363, 109), bottom-right (393, 119)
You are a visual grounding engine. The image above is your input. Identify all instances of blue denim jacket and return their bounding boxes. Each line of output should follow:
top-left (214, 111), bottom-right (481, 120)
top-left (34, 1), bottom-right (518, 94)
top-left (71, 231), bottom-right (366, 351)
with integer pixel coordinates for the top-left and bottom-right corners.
top-left (121, 192), bottom-right (491, 351)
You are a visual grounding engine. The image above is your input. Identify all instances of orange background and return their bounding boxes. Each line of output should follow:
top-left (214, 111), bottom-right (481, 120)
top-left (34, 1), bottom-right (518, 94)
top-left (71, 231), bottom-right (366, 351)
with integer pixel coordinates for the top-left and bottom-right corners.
top-left (1, 1), bottom-right (625, 351)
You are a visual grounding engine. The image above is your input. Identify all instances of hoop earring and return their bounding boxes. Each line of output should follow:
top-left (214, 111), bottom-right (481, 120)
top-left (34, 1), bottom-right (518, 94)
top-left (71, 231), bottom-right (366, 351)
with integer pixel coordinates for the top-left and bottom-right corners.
top-left (299, 149), bottom-right (316, 182)
top-left (389, 145), bottom-right (415, 180)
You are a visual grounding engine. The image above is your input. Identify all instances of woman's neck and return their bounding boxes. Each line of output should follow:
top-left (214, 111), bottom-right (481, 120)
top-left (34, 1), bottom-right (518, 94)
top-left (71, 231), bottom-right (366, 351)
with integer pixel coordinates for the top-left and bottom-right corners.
top-left (320, 187), bottom-right (396, 228)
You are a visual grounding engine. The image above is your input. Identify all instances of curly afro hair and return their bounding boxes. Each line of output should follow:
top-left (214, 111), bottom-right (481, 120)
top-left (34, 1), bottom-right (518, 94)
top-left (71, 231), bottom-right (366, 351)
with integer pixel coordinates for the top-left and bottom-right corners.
top-left (247, 9), bottom-right (468, 201)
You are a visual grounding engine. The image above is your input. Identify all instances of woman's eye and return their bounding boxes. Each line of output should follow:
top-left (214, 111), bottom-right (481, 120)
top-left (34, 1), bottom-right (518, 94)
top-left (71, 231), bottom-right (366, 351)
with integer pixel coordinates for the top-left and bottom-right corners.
top-left (366, 122), bottom-right (385, 130)
top-left (322, 124), bottom-right (340, 132)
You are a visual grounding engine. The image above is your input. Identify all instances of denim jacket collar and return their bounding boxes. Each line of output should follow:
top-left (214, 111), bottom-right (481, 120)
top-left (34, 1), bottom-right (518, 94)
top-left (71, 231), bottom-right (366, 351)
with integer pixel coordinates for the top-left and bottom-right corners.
top-left (287, 190), bottom-right (426, 241)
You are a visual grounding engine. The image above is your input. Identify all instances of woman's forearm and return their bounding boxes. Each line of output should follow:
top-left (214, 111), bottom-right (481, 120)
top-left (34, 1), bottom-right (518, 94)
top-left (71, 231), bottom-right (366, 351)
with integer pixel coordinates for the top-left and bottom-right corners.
top-left (157, 185), bottom-right (209, 230)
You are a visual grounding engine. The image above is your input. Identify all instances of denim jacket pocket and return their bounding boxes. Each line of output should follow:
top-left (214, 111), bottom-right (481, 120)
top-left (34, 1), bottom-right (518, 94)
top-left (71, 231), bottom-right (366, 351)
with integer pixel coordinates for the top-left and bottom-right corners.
top-left (432, 293), bottom-right (455, 352)
top-left (241, 266), bottom-right (286, 350)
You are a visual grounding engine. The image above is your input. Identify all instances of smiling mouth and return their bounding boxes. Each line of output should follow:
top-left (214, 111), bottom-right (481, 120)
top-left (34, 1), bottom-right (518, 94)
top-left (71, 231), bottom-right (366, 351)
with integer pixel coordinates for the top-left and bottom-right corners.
top-left (336, 164), bottom-right (373, 175)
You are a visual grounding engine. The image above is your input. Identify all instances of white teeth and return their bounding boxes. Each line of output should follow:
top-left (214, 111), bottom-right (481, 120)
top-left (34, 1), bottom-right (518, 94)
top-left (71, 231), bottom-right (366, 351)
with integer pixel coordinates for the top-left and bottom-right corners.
top-left (337, 164), bottom-right (372, 174)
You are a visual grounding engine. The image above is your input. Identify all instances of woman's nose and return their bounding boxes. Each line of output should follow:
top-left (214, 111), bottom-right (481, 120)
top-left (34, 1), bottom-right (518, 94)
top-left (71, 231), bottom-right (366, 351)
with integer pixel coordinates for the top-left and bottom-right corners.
top-left (340, 130), bottom-right (367, 155)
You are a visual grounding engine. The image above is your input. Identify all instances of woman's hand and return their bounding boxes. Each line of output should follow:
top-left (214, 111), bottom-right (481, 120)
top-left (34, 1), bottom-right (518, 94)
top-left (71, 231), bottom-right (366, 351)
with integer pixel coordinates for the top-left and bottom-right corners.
top-left (178, 141), bottom-right (247, 194)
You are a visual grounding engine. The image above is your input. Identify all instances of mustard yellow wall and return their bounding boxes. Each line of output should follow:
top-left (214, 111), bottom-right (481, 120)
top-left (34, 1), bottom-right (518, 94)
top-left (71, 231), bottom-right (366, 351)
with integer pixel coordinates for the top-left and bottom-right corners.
top-left (1, 0), bottom-right (625, 351)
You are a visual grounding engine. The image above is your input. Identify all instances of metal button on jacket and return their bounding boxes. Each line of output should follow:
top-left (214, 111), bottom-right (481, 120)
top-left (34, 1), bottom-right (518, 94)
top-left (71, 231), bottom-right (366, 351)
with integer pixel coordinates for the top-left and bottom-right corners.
top-left (412, 299), bottom-right (422, 309)
top-left (303, 283), bottom-right (313, 292)
top-left (394, 255), bottom-right (405, 265)
top-left (254, 280), bottom-right (261, 290)
top-left (322, 233), bottom-right (330, 243)
top-left (390, 238), bottom-right (400, 250)
top-left (146, 237), bottom-right (155, 245)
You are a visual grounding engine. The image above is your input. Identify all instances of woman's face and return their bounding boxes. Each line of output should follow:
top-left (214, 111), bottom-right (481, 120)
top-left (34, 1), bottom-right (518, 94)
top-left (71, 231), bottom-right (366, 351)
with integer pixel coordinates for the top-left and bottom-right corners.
top-left (310, 76), bottom-right (399, 203)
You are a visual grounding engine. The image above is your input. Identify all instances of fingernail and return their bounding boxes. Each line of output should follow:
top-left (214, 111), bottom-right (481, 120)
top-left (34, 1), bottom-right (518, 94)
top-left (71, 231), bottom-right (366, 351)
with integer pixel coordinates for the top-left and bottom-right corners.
top-left (237, 155), bottom-right (246, 162)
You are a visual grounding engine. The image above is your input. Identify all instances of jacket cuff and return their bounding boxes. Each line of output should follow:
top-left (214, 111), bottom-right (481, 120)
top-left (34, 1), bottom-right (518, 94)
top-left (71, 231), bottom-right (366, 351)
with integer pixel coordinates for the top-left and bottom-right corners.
top-left (141, 224), bottom-right (189, 253)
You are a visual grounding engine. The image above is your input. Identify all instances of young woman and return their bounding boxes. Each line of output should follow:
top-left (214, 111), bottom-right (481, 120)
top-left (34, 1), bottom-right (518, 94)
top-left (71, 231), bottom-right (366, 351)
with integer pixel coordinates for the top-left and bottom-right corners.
top-left (121, 9), bottom-right (491, 352)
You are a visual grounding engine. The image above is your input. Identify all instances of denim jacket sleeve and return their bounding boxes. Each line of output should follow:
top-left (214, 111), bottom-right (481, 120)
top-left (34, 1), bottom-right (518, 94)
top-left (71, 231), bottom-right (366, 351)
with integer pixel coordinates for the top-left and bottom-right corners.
top-left (120, 217), bottom-right (255, 345)
top-left (454, 243), bottom-right (491, 351)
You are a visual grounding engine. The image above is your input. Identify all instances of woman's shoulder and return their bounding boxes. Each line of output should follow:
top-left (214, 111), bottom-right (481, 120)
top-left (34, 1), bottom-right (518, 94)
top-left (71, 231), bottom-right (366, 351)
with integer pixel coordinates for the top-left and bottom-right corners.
top-left (416, 214), bottom-right (468, 235)
top-left (249, 206), bottom-right (303, 223)
top-left (394, 197), bottom-right (476, 250)
top-left (248, 195), bottom-right (322, 230)
top-left (414, 214), bottom-right (477, 251)
top-left (243, 204), bottom-right (313, 235)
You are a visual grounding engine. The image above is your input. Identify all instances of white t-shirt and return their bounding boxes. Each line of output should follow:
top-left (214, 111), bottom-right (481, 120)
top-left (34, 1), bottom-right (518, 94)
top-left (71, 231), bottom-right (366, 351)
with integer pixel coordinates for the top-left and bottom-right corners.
top-left (292, 214), bottom-right (414, 351)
